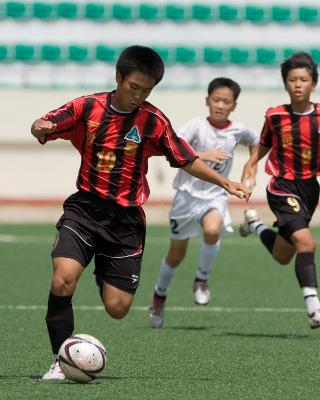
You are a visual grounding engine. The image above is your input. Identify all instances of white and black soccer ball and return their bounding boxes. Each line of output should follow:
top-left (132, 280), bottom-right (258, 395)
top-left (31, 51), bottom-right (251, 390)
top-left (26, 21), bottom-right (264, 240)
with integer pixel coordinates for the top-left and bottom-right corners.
top-left (58, 333), bottom-right (107, 383)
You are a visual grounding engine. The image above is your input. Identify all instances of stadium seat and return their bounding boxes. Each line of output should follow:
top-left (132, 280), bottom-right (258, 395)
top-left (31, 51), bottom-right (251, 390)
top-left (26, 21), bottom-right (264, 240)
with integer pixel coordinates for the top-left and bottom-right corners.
top-left (282, 47), bottom-right (300, 60)
top-left (203, 47), bottom-right (225, 64)
top-left (218, 5), bottom-right (240, 23)
top-left (0, 45), bottom-right (9, 61)
top-left (96, 45), bottom-right (118, 62)
top-left (229, 47), bottom-right (251, 64)
top-left (271, 5), bottom-right (294, 24)
top-left (298, 6), bottom-right (320, 24)
top-left (165, 4), bottom-right (188, 22)
top-left (174, 46), bottom-right (198, 63)
top-left (139, 3), bottom-right (163, 21)
top-left (310, 49), bottom-right (320, 64)
top-left (85, 3), bottom-right (109, 20)
top-left (56, 2), bottom-right (80, 19)
top-left (191, 4), bottom-right (214, 21)
top-left (255, 47), bottom-right (278, 65)
top-left (244, 5), bottom-right (269, 24)
top-left (68, 45), bottom-right (92, 63)
top-left (32, 2), bottom-right (56, 20)
top-left (6, 1), bottom-right (29, 19)
top-left (15, 44), bottom-right (37, 62)
top-left (40, 44), bottom-right (64, 62)
top-left (152, 46), bottom-right (172, 64)
top-left (111, 3), bottom-right (135, 21)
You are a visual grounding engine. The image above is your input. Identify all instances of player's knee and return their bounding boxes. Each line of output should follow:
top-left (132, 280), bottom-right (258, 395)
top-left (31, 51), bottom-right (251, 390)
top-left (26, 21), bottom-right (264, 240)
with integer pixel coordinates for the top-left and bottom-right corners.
top-left (272, 253), bottom-right (292, 265)
top-left (51, 274), bottom-right (76, 295)
top-left (203, 230), bottom-right (220, 244)
top-left (104, 299), bottom-right (130, 319)
top-left (166, 253), bottom-right (185, 267)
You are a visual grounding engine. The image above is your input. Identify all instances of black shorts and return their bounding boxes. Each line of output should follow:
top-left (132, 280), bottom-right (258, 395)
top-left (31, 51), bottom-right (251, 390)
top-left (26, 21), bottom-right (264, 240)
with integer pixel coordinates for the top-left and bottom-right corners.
top-left (266, 177), bottom-right (319, 241)
top-left (52, 191), bottom-right (146, 294)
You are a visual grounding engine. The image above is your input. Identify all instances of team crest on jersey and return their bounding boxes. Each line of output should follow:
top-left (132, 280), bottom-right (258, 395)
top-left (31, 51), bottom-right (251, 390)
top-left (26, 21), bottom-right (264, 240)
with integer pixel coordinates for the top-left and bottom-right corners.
top-left (124, 126), bottom-right (141, 143)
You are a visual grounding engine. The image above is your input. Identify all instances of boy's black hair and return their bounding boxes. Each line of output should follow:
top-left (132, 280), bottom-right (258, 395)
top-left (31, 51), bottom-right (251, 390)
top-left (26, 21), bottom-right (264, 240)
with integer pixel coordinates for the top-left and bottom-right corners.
top-left (207, 77), bottom-right (241, 100)
top-left (116, 45), bottom-right (164, 85)
top-left (281, 52), bottom-right (318, 84)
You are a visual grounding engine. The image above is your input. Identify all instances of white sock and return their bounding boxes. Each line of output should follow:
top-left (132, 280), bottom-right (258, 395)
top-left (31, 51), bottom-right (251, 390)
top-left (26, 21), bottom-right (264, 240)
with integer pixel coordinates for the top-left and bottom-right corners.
top-left (249, 221), bottom-right (269, 236)
top-left (155, 258), bottom-right (177, 296)
top-left (302, 287), bottom-right (320, 315)
top-left (196, 241), bottom-right (220, 281)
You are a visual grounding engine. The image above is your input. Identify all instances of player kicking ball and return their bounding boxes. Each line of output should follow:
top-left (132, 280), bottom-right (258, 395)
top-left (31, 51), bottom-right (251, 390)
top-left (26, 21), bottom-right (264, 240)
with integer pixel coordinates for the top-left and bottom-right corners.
top-left (240, 52), bottom-right (320, 329)
top-left (31, 46), bottom-right (250, 380)
top-left (149, 77), bottom-right (258, 328)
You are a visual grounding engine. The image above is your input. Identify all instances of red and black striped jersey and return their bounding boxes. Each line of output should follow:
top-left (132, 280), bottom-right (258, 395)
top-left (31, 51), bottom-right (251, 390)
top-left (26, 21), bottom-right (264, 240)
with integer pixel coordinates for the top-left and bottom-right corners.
top-left (40, 91), bottom-right (198, 207)
top-left (260, 103), bottom-right (320, 180)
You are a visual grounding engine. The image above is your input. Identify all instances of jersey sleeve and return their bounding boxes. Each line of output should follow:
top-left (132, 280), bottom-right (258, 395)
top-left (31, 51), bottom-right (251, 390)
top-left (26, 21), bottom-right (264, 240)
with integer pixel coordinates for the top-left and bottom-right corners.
top-left (157, 120), bottom-right (198, 168)
top-left (176, 118), bottom-right (200, 145)
top-left (238, 126), bottom-right (259, 147)
top-left (259, 114), bottom-right (273, 148)
top-left (40, 96), bottom-right (86, 144)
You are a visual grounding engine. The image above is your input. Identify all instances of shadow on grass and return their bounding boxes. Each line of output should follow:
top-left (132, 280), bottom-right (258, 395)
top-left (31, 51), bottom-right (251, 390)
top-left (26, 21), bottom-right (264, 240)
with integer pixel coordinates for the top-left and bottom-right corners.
top-left (218, 332), bottom-right (308, 339)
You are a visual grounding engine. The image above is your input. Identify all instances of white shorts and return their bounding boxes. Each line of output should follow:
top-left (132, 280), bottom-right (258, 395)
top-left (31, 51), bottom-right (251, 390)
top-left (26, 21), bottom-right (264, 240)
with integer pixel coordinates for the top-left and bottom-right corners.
top-left (168, 190), bottom-right (233, 240)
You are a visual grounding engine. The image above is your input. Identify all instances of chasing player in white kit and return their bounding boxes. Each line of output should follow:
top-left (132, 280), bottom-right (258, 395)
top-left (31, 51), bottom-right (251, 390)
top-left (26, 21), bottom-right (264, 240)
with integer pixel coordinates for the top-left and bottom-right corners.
top-left (149, 77), bottom-right (259, 328)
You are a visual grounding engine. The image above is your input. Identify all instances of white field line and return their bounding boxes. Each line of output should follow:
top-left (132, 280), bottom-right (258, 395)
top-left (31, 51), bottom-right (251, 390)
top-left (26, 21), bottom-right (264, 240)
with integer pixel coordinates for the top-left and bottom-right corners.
top-left (0, 304), bottom-right (305, 313)
top-left (0, 234), bottom-right (255, 246)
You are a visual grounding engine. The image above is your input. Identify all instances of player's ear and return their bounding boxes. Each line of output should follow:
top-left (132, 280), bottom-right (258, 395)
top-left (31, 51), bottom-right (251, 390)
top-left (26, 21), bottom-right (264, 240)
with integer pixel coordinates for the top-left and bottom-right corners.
top-left (231, 101), bottom-right (237, 111)
top-left (205, 96), bottom-right (209, 106)
top-left (115, 70), bottom-right (123, 85)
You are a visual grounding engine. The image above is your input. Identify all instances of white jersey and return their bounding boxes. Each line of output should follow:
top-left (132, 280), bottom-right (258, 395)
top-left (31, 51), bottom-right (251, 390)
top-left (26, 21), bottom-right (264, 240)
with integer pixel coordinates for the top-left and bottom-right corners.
top-left (172, 117), bottom-right (258, 200)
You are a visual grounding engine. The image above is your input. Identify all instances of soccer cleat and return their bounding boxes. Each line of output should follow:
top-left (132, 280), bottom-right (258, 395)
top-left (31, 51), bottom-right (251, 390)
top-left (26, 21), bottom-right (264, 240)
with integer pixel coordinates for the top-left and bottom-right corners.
top-left (239, 208), bottom-right (259, 237)
top-left (308, 309), bottom-right (320, 329)
top-left (149, 293), bottom-right (166, 328)
top-left (193, 280), bottom-right (211, 305)
top-left (42, 360), bottom-right (66, 380)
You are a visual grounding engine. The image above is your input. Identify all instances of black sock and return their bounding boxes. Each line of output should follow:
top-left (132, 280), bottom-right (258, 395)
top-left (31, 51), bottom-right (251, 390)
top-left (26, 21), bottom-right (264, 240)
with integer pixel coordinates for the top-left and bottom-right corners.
top-left (45, 292), bottom-right (74, 355)
top-left (259, 228), bottom-right (277, 254)
top-left (295, 252), bottom-right (318, 288)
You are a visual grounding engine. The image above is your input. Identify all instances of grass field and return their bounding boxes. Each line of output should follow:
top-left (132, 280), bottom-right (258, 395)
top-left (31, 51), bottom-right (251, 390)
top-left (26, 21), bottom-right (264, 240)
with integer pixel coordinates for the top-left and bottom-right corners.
top-left (0, 223), bottom-right (320, 400)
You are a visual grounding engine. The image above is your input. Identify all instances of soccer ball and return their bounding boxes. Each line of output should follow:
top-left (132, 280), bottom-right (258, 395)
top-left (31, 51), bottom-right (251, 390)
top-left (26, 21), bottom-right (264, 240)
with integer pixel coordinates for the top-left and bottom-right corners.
top-left (58, 333), bottom-right (107, 383)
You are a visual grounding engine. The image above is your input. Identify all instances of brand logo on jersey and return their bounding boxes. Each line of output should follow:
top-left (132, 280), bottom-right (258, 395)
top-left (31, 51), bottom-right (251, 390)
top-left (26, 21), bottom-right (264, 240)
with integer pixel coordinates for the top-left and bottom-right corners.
top-left (86, 120), bottom-right (100, 145)
top-left (124, 126), bottom-right (141, 143)
top-left (87, 119), bottom-right (100, 129)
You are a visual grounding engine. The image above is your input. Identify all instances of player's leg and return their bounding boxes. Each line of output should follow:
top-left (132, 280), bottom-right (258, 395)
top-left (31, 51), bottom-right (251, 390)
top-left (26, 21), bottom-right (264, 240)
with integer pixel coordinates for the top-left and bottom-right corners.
top-left (193, 208), bottom-right (222, 305)
top-left (149, 238), bottom-right (189, 328)
top-left (290, 228), bottom-right (320, 328)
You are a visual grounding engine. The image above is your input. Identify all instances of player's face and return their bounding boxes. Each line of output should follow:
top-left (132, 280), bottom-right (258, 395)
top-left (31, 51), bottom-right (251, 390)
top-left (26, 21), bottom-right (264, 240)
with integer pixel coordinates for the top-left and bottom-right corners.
top-left (206, 87), bottom-right (236, 126)
top-left (113, 71), bottom-right (156, 112)
top-left (285, 68), bottom-right (316, 105)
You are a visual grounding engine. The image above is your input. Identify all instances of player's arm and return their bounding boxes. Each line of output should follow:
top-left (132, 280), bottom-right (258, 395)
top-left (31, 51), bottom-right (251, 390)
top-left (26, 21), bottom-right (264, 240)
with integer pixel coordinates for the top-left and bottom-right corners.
top-left (183, 157), bottom-right (251, 200)
top-left (197, 148), bottom-right (228, 164)
top-left (241, 144), bottom-right (259, 189)
top-left (241, 143), bottom-right (270, 186)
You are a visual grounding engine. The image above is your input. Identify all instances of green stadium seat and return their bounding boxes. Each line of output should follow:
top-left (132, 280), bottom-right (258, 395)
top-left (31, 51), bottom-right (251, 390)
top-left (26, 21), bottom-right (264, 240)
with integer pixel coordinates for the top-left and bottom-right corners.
top-left (152, 46), bottom-right (172, 64)
top-left (271, 6), bottom-right (294, 24)
top-left (0, 45), bottom-right (9, 61)
top-left (229, 47), bottom-right (251, 64)
top-left (255, 47), bottom-right (278, 65)
top-left (165, 4), bottom-right (188, 22)
top-left (139, 3), bottom-right (163, 21)
top-left (40, 44), bottom-right (64, 62)
top-left (310, 49), bottom-right (320, 64)
top-left (68, 45), bottom-right (91, 63)
top-left (15, 44), bottom-right (37, 62)
top-left (33, 2), bottom-right (56, 20)
top-left (191, 4), bottom-right (214, 21)
top-left (298, 6), bottom-right (320, 24)
top-left (96, 45), bottom-right (118, 62)
top-left (244, 5), bottom-right (269, 24)
top-left (112, 4), bottom-right (135, 21)
top-left (85, 3), bottom-right (109, 20)
top-left (57, 2), bottom-right (80, 19)
top-left (282, 48), bottom-right (300, 60)
top-left (6, 2), bottom-right (28, 19)
top-left (174, 46), bottom-right (197, 63)
top-left (218, 5), bottom-right (240, 23)
top-left (203, 47), bottom-right (225, 64)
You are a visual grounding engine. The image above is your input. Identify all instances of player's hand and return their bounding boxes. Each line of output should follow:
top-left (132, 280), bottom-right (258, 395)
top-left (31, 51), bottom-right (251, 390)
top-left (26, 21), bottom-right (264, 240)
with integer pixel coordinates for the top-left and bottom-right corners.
top-left (225, 180), bottom-right (252, 201)
top-left (31, 119), bottom-right (57, 139)
top-left (205, 148), bottom-right (228, 164)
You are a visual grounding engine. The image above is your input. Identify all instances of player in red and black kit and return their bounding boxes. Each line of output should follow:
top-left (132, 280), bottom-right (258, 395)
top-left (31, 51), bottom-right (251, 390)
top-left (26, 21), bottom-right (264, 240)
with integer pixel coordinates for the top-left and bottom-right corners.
top-left (31, 45), bottom-right (250, 380)
top-left (239, 52), bottom-right (320, 329)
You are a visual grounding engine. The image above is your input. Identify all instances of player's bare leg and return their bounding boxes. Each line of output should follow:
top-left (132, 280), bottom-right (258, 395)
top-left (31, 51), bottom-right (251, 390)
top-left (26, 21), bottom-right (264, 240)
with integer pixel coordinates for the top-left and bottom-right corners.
top-left (102, 283), bottom-right (134, 319)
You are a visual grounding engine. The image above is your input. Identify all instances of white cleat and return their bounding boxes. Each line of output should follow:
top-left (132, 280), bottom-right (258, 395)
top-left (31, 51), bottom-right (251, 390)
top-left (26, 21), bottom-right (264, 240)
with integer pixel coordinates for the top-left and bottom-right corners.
top-left (149, 296), bottom-right (166, 328)
top-left (308, 309), bottom-right (320, 329)
top-left (239, 208), bottom-right (259, 237)
top-left (42, 360), bottom-right (66, 380)
top-left (193, 280), bottom-right (211, 305)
